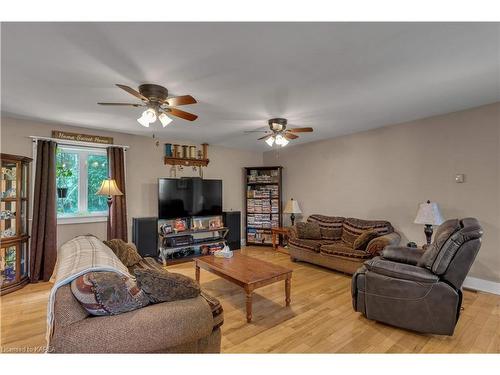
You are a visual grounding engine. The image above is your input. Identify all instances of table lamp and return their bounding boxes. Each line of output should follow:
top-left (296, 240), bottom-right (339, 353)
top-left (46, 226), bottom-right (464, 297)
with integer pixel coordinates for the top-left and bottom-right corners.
top-left (414, 200), bottom-right (444, 245)
top-left (284, 198), bottom-right (302, 226)
top-left (96, 178), bottom-right (123, 240)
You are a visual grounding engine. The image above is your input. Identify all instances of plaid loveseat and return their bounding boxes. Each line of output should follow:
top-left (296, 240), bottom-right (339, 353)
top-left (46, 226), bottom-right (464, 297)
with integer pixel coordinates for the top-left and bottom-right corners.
top-left (288, 215), bottom-right (400, 274)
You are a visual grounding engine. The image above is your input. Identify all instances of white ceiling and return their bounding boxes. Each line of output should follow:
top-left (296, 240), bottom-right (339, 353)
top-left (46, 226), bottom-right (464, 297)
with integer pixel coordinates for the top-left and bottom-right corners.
top-left (2, 23), bottom-right (499, 150)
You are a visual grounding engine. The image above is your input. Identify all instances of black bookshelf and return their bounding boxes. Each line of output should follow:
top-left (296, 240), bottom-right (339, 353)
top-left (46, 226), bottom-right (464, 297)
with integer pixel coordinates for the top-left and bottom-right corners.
top-left (244, 166), bottom-right (283, 246)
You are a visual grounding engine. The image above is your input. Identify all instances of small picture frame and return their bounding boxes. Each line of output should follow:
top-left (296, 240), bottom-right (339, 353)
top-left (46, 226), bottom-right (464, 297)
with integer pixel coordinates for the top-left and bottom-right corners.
top-left (174, 218), bottom-right (187, 232)
top-left (209, 217), bottom-right (222, 229)
top-left (192, 218), bottom-right (204, 230)
top-left (161, 223), bottom-right (173, 235)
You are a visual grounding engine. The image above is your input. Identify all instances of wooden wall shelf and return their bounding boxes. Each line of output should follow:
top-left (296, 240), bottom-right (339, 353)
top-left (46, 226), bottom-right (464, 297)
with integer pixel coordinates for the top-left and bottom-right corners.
top-left (164, 157), bottom-right (210, 167)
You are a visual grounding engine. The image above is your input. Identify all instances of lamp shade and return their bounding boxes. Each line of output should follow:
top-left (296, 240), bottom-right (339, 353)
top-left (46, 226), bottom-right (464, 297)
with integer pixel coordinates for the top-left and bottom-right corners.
top-left (284, 198), bottom-right (302, 214)
top-left (96, 178), bottom-right (123, 197)
top-left (414, 200), bottom-right (444, 225)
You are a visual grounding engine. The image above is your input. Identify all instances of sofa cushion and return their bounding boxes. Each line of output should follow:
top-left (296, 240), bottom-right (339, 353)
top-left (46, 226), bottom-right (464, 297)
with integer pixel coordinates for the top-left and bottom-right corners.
top-left (129, 257), bottom-right (223, 330)
top-left (289, 237), bottom-right (322, 253)
top-left (103, 239), bottom-right (143, 268)
top-left (296, 222), bottom-right (322, 239)
top-left (135, 268), bottom-right (201, 304)
top-left (341, 218), bottom-right (393, 247)
top-left (320, 244), bottom-right (372, 259)
top-left (417, 219), bottom-right (461, 269)
top-left (353, 229), bottom-right (379, 250)
top-left (71, 271), bottom-right (149, 316)
top-left (307, 215), bottom-right (345, 240)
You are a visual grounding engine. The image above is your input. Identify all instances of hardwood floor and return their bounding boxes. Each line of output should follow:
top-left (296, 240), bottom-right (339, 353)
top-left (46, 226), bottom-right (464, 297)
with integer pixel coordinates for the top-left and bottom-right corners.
top-left (1, 247), bottom-right (499, 353)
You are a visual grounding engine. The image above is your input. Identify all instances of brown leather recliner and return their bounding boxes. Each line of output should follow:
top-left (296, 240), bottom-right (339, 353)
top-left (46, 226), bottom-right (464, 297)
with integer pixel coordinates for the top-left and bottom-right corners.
top-left (352, 218), bottom-right (483, 335)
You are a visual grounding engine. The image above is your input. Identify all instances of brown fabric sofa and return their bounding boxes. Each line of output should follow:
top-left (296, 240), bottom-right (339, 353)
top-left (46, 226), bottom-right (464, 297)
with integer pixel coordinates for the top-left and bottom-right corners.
top-left (288, 215), bottom-right (400, 274)
top-left (50, 257), bottom-right (222, 353)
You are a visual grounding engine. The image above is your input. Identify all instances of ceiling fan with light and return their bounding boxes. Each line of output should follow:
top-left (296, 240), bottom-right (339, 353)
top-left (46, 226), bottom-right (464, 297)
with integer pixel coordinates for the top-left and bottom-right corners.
top-left (247, 118), bottom-right (313, 147)
top-left (98, 84), bottom-right (198, 128)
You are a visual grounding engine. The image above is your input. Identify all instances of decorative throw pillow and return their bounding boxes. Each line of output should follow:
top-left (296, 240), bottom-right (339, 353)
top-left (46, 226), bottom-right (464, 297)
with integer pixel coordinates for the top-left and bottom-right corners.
top-left (417, 219), bottom-right (461, 269)
top-left (134, 268), bottom-right (201, 304)
top-left (320, 228), bottom-right (342, 241)
top-left (353, 229), bottom-right (379, 250)
top-left (71, 271), bottom-right (149, 316)
top-left (104, 239), bottom-right (143, 267)
top-left (296, 222), bottom-right (321, 240)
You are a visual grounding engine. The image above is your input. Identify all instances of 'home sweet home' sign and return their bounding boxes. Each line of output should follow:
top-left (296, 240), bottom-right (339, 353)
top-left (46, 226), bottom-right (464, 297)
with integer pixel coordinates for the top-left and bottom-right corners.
top-left (52, 130), bottom-right (113, 145)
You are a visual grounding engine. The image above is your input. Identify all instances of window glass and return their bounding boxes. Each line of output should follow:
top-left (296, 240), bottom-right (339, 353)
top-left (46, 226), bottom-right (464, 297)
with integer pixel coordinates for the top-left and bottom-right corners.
top-left (56, 150), bottom-right (79, 215)
top-left (55, 146), bottom-right (109, 218)
top-left (87, 154), bottom-right (108, 212)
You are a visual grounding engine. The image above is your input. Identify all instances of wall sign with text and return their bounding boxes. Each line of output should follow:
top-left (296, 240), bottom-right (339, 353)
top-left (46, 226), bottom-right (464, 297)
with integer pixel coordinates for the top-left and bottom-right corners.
top-left (52, 130), bottom-right (113, 145)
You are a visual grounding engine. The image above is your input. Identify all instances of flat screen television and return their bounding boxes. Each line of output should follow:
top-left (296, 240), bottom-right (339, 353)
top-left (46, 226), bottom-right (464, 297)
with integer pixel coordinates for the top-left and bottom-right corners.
top-left (158, 178), bottom-right (222, 219)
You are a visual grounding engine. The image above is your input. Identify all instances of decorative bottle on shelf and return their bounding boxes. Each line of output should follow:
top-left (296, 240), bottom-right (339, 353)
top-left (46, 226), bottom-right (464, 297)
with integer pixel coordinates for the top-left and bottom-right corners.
top-left (164, 143), bottom-right (172, 157)
top-left (172, 144), bottom-right (179, 158)
top-left (182, 145), bottom-right (189, 158)
top-left (189, 146), bottom-right (196, 159)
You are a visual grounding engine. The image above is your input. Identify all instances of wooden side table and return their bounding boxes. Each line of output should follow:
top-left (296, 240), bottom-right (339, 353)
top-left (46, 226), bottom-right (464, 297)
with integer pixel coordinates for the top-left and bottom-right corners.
top-left (271, 227), bottom-right (290, 252)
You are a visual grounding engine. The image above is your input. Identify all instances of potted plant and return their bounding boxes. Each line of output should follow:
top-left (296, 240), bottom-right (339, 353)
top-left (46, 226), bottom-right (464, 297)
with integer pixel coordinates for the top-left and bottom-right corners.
top-left (56, 161), bottom-right (73, 199)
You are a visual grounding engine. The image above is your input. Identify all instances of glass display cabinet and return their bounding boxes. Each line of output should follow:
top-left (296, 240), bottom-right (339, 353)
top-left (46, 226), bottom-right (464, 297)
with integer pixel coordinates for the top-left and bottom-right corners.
top-left (1, 153), bottom-right (32, 295)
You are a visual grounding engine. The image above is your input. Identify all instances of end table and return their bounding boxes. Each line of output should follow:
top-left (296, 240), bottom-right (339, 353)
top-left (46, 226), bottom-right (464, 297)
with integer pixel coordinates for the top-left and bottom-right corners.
top-left (271, 227), bottom-right (290, 252)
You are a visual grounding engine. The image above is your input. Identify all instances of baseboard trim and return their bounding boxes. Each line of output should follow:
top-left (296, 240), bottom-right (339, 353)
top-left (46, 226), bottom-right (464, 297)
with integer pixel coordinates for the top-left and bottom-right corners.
top-left (463, 276), bottom-right (500, 295)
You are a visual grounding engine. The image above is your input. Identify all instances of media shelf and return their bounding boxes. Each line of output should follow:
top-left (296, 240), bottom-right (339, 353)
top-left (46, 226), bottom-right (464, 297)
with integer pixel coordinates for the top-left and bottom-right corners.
top-left (244, 166), bottom-right (283, 246)
top-left (158, 216), bottom-right (229, 265)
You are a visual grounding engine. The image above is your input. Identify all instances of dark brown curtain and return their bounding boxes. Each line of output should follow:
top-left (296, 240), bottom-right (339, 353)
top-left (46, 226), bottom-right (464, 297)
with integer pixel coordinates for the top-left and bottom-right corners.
top-left (30, 140), bottom-right (57, 282)
top-left (108, 147), bottom-right (128, 241)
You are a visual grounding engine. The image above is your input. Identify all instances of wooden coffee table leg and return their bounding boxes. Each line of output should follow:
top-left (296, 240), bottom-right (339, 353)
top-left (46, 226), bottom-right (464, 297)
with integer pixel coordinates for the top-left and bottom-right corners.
top-left (195, 263), bottom-right (200, 283)
top-left (245, 286), bottom-right (253, 323)
top-left (285, 276), bottom-right (291, 306)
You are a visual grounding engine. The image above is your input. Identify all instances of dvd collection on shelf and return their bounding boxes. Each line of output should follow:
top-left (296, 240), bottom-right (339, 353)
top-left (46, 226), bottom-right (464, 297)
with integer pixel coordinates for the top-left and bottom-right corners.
top-left (247, 168), bottom-right (280, 184)
top-left (246, 184), bottom-right (279, 199)
top-left (247, 199), bottom-right (279, 213)
top-left (245, 167), bottom-right (283, 246)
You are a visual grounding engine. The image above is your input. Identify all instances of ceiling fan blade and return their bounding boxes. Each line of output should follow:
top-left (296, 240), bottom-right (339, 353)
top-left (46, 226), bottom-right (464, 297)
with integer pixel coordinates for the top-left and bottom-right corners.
top-left (244, 130), bottom-right (269, 133)
top-left (258, 134), bottom-right (272, 141)
top-left (165, 95), bottom-right (197, 106)
top-left (168, 108), bottom-right (198, 121)
top-left (98, 102), bottom-right (143, 107)
top-left (116, 84), bottom-right (148, 101)
top-left (288, 127), bottom-right (313, 133)
top-left (284, 132), bottom-right (299, 140)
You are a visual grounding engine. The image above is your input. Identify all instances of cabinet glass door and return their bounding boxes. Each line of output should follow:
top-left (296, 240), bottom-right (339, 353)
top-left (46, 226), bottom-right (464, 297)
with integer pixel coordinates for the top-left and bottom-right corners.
top-left (0, 245), bottom-right (17, 286)
top-left (1, 200), bottom-right (17, 239)
top-left (1, 161), bottom-right (17, 199)
top-left (20, 242), bottom-right (28, 278)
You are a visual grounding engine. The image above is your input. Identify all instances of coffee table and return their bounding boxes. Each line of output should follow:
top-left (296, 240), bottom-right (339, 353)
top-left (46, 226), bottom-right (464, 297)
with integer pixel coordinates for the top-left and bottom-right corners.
top-left (194, 252), bottom-right (292, 323)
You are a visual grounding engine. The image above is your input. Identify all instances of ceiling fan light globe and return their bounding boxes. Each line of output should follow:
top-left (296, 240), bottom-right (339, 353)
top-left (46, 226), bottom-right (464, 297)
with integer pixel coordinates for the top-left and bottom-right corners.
top-left (280, 137), bottom-right (289, 147)
top-left (144, 108), bottom-right (157, 123)
top-left (137, 114), bottom-right (151, 127)
top-left (275, 134), bottom-right (285, 146)
top-left (265, 136), bottom-right (275, 147)
top-left (159, 113), bottom-right (173, 127)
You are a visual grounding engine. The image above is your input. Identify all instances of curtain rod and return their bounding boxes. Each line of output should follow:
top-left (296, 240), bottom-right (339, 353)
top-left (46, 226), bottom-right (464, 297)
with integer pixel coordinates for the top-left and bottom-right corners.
top-left (28, 136), bottom-right (130, 150)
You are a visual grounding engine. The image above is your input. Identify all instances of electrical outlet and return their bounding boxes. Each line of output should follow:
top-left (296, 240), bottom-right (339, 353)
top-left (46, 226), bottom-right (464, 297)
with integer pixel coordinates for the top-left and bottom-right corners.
top-left (455, 174), bottom-right (465, 183)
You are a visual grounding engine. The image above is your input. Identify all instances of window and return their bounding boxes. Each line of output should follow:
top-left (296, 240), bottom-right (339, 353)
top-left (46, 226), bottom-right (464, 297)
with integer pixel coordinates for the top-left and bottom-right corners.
top-left (56, 145), bottom-right (109, 222)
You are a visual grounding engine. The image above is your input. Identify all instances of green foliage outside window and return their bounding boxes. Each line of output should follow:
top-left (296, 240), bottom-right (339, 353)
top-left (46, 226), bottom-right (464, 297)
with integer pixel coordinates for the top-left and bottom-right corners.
top-left (87, 155), bottom-right (108, 212)
top-left (56, 147), bottom-right (108, 216)
top-left (56, 149), bottom-right (79, 214)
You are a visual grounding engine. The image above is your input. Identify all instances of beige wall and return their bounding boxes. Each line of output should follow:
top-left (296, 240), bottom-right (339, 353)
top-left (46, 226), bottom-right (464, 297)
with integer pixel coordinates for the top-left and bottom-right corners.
top-left (2, 102), bottom-right (499, 283)
top-left (0, 117), bottom-right (262, 247)
top-left (264, 102), bottom-right (500, 283)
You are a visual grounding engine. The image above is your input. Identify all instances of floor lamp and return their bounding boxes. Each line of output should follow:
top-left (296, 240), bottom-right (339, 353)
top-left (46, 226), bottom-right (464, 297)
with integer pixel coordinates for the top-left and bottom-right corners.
top-left (96, 178), bottom-right (123, 240)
